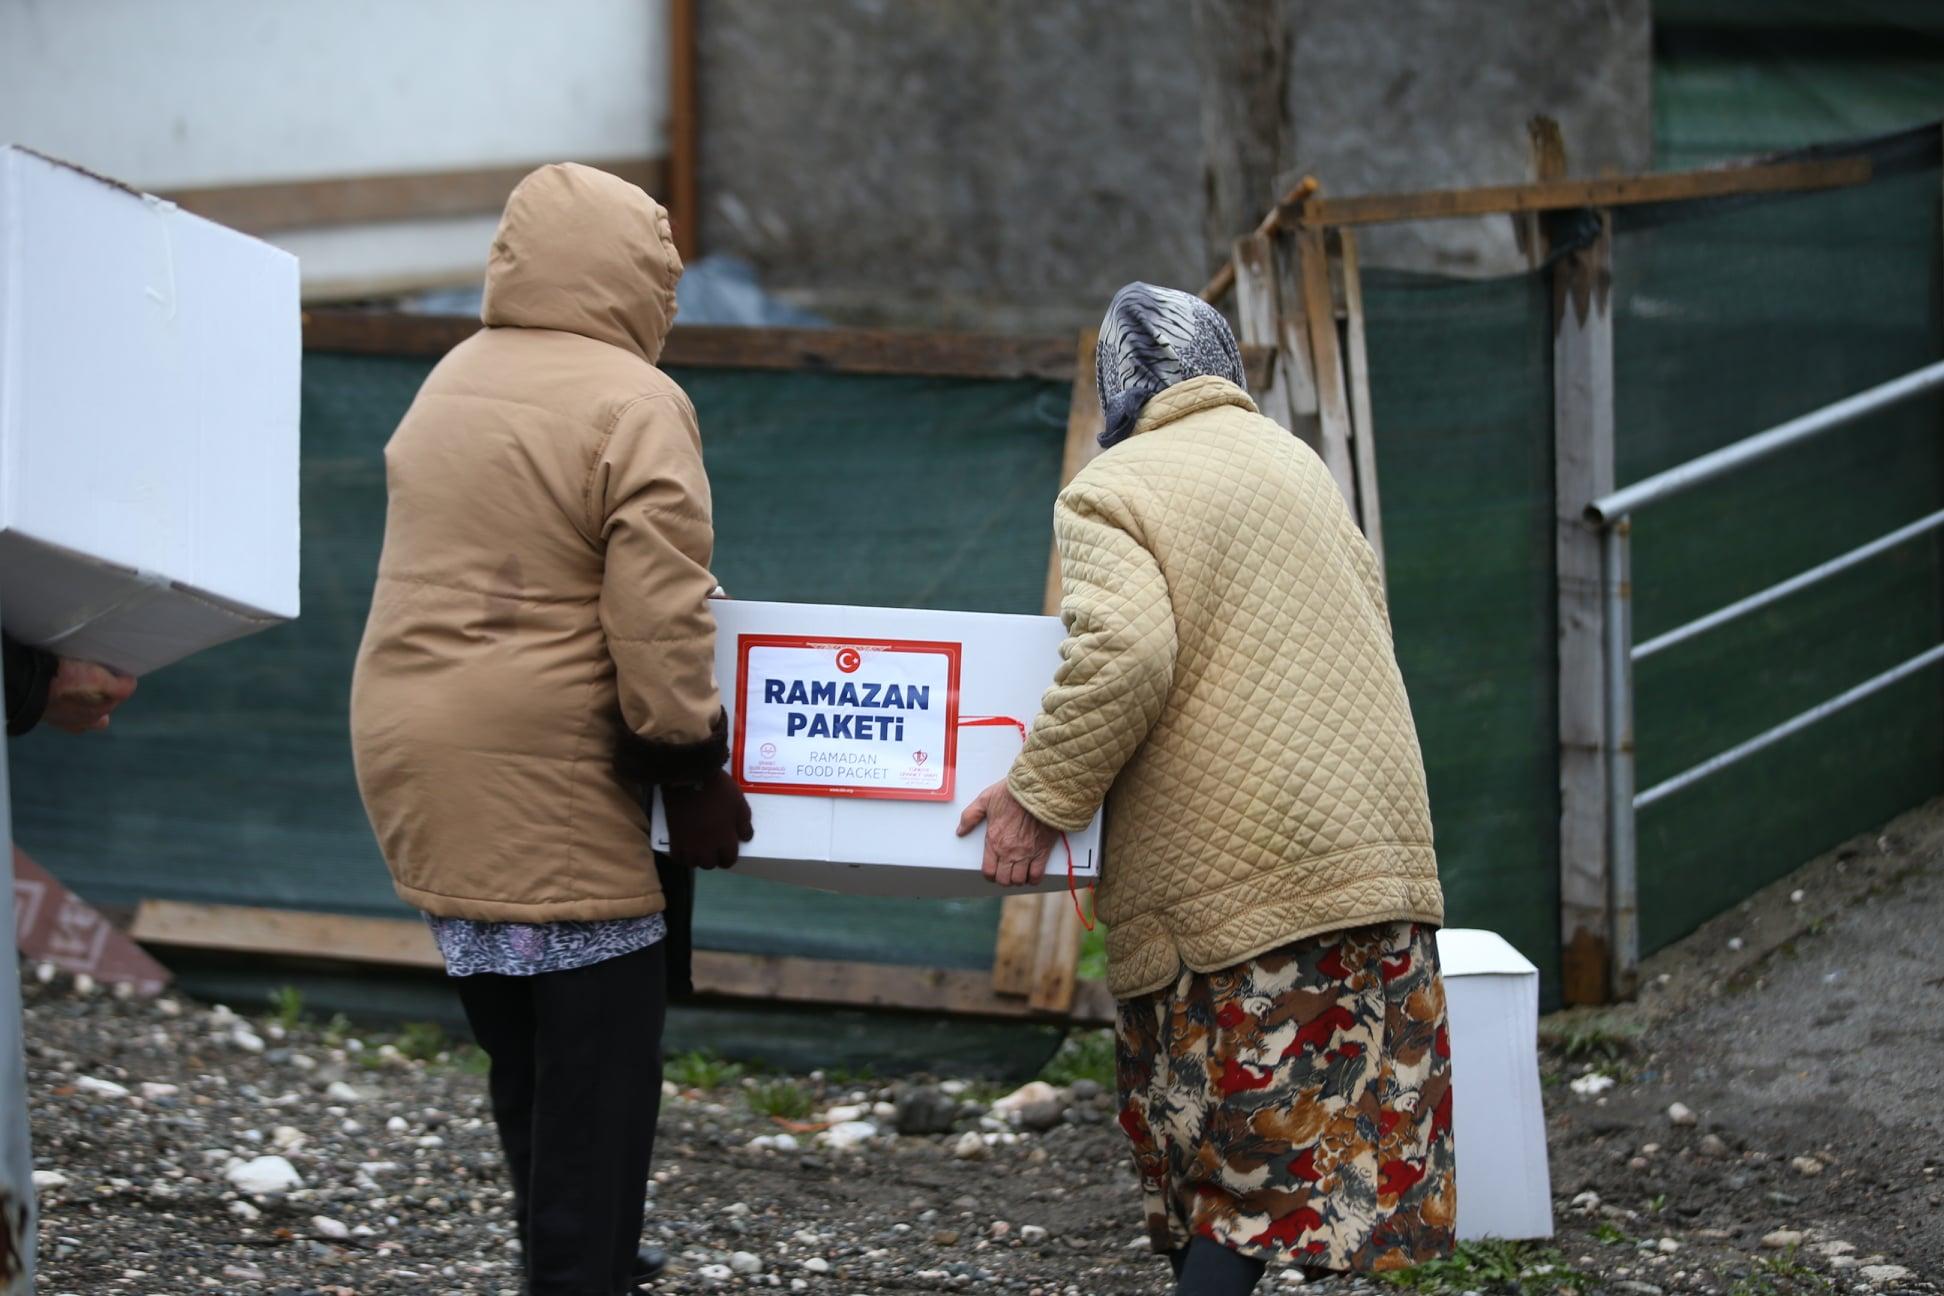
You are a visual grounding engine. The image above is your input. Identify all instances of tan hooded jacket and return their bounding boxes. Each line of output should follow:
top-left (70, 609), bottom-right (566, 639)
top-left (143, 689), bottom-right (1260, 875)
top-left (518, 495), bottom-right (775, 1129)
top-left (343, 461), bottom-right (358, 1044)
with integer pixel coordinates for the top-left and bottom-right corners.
top-left (350, 164), bottom-right (721, 922)
top-left (1007, 376), bottom-right (1444, 999)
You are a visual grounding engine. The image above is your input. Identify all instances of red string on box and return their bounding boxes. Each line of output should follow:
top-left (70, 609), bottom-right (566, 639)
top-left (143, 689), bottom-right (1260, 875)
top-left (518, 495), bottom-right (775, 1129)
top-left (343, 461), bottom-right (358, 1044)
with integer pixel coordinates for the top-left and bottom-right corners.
top-left (958, 715), bottom-right (1096, 931)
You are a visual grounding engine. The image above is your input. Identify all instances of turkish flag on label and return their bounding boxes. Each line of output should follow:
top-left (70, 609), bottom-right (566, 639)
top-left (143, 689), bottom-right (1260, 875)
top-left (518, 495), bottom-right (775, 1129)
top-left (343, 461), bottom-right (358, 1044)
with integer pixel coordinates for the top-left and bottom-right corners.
top-left (733, 635), bottom-right (961, 801)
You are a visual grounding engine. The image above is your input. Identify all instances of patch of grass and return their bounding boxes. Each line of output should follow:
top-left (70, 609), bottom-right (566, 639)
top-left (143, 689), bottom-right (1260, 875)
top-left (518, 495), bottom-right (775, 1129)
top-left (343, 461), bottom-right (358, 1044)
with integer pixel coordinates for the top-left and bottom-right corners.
top-left (1039, 1028), bottom-right (1115, 1090)
top-left (452, 1045), bottom-right (492, 1077)
top-left (1077, 924), bottom-right (1108, 982)
top-left (1592, 1221), bottom-right (1633, 1247)
top-left (1381, 1240), bottom-right (1587, 1294)
top-left (665, 1049), bottom-right (746, 1092)
top-left (394, 1020), bottom-right (450, 1062)
top-left (320, 1013), bottom-right (354, 1047)
top-left (1728, 1254), bottom-right (1832, 1296)
top-left (1539, 1013), bottom-right (1642, 1065)
top-left (267, 985), bottom-right (305, 1031)
top-left (745, 1079), bottom-right (815, 1121)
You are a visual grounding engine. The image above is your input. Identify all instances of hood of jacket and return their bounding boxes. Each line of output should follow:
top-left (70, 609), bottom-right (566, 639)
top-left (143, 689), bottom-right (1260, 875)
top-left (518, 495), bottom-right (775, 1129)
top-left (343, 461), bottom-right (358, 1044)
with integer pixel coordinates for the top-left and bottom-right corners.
top-left (480, 163), bottom-right (682, 363)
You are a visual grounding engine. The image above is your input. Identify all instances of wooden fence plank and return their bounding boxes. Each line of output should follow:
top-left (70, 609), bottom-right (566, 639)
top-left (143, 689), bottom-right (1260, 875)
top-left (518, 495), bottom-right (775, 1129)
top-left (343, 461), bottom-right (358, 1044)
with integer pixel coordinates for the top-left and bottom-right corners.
top-left (167, 158), bottom-right (666, 236)
top-left (301, 311), bottom-right (1083, 381)
top-left (1335, 230), bottom-right (1385, 570)
top-left (129, 900), bottom-right (1116, 1024)
top-left (1293, 227), bottom-right (1359, 506)
top-left (1289, 156), bottom-right (1869, 229)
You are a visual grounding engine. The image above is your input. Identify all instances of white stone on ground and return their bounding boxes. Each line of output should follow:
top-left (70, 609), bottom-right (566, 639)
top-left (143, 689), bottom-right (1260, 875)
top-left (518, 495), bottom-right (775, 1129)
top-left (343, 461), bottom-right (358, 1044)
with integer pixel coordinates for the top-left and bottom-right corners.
top-left (225, 1155), bottom-right (303, 1195)
top-left (74, 1076), bottom-right (129, 1098)
top-left (819, 1121), bottom-right (877, 1151)
top-left (1861, 1265), bottom-right (1912, 1283)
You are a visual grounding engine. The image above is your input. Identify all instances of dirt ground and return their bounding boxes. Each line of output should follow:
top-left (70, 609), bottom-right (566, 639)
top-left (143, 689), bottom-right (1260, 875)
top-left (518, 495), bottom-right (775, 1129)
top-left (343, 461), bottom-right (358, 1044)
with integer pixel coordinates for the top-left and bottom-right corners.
top-left (22, 800), bottom-right (1944, 1295)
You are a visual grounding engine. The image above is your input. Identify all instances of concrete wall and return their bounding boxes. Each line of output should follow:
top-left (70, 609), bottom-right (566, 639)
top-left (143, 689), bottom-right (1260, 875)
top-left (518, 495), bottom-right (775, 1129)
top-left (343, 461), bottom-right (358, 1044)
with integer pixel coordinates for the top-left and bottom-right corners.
top-left (697, 1), bottom-right (1208, 333)
top-left (699, 0), bottom-right (1652, 331)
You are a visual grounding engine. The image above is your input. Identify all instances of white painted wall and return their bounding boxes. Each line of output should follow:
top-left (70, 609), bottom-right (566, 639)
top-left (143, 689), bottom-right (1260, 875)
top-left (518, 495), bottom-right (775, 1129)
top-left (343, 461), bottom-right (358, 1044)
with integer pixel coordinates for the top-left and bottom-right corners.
top-left (0, 0), bottom-right (668, 296)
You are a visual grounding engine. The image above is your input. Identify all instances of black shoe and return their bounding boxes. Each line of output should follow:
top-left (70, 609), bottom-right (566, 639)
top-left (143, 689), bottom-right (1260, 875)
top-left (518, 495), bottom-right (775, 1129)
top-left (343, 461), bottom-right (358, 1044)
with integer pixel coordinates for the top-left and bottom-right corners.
top-left (629, 1245), bottom-right (668, 1286)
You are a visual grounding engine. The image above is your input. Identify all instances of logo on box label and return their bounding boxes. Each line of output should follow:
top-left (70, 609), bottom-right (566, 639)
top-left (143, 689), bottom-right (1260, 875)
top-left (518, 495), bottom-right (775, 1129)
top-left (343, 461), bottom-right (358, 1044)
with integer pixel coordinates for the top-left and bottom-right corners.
top-left (733, 635), bottom-right (962, 801)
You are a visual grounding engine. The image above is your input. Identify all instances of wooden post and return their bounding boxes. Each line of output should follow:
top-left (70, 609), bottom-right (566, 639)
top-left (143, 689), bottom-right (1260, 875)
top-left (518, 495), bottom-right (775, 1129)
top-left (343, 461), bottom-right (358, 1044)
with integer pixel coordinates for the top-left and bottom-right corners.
top-left (1519, 116), bottom-right (1567, 268)
top-left (992, 330), bottom-right (1102, 1013)
top-left (1334, 229), bottom-right (1384, 571)
top-left (667, 0), bottom-right (700, 260)
top-left (1555, 211), bottom-right (1617, 1005)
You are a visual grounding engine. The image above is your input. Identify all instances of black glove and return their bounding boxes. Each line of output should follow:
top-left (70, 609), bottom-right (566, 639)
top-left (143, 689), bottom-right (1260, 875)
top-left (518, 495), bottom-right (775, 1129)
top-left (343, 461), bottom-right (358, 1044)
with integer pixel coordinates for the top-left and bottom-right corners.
top-left (662, 768), bottom-right (754, 871)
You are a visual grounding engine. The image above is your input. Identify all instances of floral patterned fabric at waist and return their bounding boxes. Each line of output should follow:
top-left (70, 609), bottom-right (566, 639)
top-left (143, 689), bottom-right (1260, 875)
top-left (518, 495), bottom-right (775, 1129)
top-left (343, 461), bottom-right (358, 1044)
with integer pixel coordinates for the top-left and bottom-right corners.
top-left (425, 912), bottom-right (666, 978)
top-left (1114, 921), bottom-right (1456, 1274)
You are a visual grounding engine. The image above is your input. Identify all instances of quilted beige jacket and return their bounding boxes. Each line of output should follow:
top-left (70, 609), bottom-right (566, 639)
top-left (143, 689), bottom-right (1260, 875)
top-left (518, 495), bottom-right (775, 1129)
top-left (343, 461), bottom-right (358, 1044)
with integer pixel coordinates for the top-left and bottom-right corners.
top-left (351, 164), bottom-right (721, 922)
top-left (1008, 375), bottom-right (1443, 999)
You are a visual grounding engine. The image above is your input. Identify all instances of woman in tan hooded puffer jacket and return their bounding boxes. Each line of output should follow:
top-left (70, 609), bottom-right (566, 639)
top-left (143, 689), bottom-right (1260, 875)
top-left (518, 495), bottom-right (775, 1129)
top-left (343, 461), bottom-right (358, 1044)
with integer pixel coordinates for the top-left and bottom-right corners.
top-left (351, 164), bottom-right (750, 1296)
top-left (961, 284), bottom-right (1454, 1294)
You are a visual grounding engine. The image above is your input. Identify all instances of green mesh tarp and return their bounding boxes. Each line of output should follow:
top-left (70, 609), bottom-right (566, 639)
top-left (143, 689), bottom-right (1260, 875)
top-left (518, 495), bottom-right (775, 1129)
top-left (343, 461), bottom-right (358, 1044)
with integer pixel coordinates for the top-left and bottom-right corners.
top-left (7, 357), bottom-right (1068, 985)
top-left (1655, 1), bottom-right (1944, 169)
top-left (11, 129), bottom-right (1942, 1020)
top-left (1359, 271), bottom-right (1563, 996)
top-left (1614, 129), bottom-right (1944, 952)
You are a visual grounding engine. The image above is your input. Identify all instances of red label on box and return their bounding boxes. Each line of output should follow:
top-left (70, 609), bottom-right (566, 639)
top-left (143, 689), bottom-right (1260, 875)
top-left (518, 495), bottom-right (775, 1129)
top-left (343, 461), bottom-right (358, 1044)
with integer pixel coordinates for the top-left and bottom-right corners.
top-left (733, 634), bottom-right (962, 801)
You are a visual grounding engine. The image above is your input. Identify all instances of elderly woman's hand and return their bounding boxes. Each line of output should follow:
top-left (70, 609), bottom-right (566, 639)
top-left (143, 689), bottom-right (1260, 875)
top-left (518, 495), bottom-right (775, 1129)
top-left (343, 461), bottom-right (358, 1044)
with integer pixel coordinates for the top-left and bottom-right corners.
top-left (956, 778), bottom-right (1060, 887)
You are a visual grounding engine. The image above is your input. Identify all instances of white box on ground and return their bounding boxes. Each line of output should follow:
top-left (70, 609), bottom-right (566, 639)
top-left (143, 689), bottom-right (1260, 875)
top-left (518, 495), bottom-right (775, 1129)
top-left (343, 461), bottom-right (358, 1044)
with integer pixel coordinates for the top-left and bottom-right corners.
top-left (0, 146), bottom-right (300, 676)
top-left (653, 599), bottom-right (1103, 899)
top-left (1436, 927), bottom-right (1554, 1241)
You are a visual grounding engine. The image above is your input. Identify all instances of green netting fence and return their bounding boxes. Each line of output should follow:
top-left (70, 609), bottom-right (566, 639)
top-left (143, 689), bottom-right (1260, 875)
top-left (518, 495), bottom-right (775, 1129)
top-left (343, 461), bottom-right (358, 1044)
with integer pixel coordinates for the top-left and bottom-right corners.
top-left (10, 125), bottom-right (1940, 1028)
top-left (1613, 128), bottom-right (1944, 952)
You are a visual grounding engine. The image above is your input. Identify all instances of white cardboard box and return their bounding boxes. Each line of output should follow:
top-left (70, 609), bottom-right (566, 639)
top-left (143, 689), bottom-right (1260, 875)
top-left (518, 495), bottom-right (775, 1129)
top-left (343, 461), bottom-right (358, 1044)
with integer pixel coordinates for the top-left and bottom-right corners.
top-left (0, 146), bottom-right (300, 676)
top-left (1437, 927), bottom-right (1554, 1241)
top-left (654, 599), bottom-right (1104, 899)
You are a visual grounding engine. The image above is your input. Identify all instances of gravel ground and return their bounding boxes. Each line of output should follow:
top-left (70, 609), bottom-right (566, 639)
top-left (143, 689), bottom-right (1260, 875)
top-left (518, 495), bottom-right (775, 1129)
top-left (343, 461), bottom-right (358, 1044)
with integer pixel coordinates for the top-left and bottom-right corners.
top-left (22, 802), bottom-right (1944, 1295)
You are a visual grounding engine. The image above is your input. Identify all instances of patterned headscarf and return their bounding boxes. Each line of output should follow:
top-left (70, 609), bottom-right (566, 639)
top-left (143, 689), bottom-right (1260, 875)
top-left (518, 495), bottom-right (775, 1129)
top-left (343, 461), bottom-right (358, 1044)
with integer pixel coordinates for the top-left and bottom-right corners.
top-left (1095, 282), bottom-right (1247, 448)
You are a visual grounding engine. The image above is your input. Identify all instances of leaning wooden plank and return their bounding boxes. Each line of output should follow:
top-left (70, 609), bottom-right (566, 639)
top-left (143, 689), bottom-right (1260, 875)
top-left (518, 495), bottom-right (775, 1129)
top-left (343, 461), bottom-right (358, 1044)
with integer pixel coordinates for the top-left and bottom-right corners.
top-left (1292, 226), bottom-right (1359, 507)
top-left (1288, 156), bottom-right (1869, 229)
top-left (132, 899), bottom-right (445, 970)
top-left (1198, 176), bottom-right (1320, 303)
top-left (1027, 890), bottom-right (1085, 1014)
top-left (998, 330), bottom-right (1104, 1007)
top-left (1335, 230), bottom-right (1385, 572)
top-left (167, 158), bottom-right (666, 236)
top-left (130, 900), bottom-right (1115, 1023)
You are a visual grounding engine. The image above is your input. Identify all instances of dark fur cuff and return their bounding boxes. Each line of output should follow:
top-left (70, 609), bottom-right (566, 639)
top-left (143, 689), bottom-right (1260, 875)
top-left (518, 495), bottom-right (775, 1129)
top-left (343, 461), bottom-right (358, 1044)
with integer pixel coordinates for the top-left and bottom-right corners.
top-left (617, 710), bottom-right (730, 789)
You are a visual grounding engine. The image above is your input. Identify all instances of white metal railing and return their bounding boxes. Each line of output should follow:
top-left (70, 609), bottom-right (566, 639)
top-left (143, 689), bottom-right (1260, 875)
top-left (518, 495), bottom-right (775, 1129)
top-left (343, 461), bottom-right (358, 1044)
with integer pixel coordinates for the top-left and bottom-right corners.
top-left (1583, 359), bottom-right (1944, 984)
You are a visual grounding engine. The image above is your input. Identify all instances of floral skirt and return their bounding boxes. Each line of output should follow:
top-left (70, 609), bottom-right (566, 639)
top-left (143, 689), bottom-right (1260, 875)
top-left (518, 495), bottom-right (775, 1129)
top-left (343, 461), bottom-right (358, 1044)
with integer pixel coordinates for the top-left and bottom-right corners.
top-left (1114, 922), bottom-right (1456, 1273)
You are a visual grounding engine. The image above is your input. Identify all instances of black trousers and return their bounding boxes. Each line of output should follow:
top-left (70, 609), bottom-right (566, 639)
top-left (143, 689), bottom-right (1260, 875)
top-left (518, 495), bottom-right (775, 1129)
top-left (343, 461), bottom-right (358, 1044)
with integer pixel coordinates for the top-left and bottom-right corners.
top-left (456, 941), bottom-right (667, 1296)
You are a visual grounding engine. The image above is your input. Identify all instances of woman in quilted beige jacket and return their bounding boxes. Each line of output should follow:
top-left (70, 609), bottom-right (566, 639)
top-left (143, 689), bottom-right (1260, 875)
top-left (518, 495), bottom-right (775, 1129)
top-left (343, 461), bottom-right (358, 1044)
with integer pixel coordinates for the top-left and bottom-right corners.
top-left (961, 284), bottom-right (1455, 1291)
